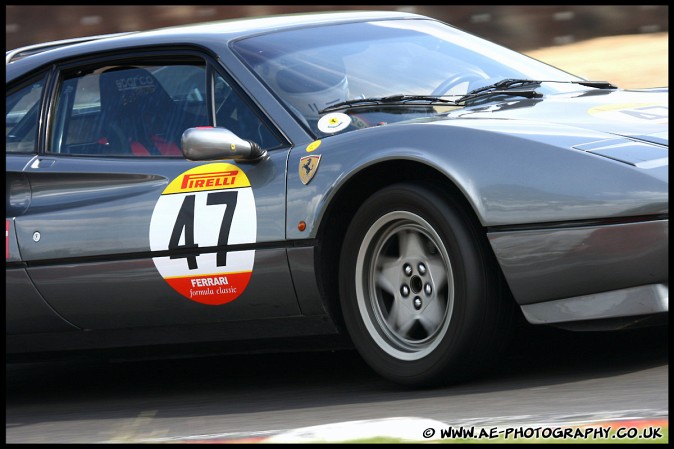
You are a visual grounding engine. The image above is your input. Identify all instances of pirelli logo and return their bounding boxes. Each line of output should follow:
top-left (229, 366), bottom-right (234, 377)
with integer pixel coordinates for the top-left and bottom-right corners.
top-left (180, 171), bottom-right (238, 190)
top-left (163, 166), bottom-right (250, 194)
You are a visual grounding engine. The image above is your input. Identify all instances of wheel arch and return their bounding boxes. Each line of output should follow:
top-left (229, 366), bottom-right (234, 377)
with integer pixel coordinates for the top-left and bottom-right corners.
top-left (314, 159), bottom-right (505, 330)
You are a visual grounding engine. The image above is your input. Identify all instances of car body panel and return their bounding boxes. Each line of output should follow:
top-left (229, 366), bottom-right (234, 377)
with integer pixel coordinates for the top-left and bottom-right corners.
top-left (487, 219), bottom-right (668, 305)
top-left (446, 88), bottom-right (668, 137)
top-left (14, 153), bottom-right (289, 260)
top-left (286, 112), bottom-right (667, 238)
top-left (284, 114), bottom-right (667, 314)
top-left (6, 267), bottom-right (79, 334)
top-left (520, 283), bottom-right (668, 326)
top-left (11, 151), bottom-right (302, 329)
top-left (25, 249), bottom-right (301, 329)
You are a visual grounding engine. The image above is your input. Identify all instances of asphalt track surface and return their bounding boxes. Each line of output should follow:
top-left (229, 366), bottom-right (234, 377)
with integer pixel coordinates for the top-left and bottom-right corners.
top-left (6, 324), bottom-right (668, 443)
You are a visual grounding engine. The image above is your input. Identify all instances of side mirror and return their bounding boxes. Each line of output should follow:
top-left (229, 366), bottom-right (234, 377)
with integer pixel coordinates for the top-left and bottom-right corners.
top-left (181, 127), bottom-right (267, 161)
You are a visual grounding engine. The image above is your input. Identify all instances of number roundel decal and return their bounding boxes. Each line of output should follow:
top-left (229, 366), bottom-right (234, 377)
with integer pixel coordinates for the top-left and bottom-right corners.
top-left (150, 163), bottom-right (256, 305)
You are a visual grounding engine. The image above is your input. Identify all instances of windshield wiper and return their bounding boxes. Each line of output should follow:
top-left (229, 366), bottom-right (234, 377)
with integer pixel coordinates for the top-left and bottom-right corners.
top-left (457, 88), bottom-right (542, 104)
top-left (319, 94), bottom-right (456, 114)
top-left (464, 78), bottom-right (617, 96)
top-left (456, 78), bottom-right (618, 104)
top-left (320, 79), bottom-right (619, 113)
top-left (456, 79), bottom-right (544, 104)
top-left (460, 79), bottom-right (542, 97)
top-left (564, 80), bottom-right (618, 89)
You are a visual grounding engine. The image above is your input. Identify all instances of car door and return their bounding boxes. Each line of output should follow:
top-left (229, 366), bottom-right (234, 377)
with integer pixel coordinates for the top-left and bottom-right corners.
top-left (6, 72), bottom-right (86, 335)
top-left (15, 51), bottom-right (302, 330)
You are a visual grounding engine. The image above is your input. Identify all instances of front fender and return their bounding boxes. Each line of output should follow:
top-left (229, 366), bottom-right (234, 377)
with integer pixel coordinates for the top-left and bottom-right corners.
top-left (286, 120), bottom-right (668, 240)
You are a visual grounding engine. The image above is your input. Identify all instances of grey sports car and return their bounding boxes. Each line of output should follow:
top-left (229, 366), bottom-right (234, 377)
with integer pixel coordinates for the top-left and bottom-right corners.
top-left (6, 10), bottom-right (668, 387)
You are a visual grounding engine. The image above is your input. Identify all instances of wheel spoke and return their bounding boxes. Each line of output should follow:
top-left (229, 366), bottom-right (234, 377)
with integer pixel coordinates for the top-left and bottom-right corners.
top-left (426, 253), bottom-right (448, 291)
top-left (375, 255), bottom-right (400, 295)
top-left (386, 299), bottom-right (417, 337)
top-left (417, 296), bottom-right (444, 335)
top-left (398, 229), bottom-right (426, 259)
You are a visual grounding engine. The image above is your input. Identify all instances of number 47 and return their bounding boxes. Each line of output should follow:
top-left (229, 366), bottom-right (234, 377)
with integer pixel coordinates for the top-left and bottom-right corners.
top-left (168, 192), bottom-right (238, 270)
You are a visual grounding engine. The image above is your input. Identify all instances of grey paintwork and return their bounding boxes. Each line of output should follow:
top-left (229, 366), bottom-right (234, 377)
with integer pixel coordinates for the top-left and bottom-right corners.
top-left (282, 102), bottom-right (668, 320)
top-left (15, 151), bottom-right (288, 260)
top-left (488, 219), bottom-right (668, 305)
top-left (521, 283), bottom-right (668, 325)
top-left (25, 250), bottom-right (301, 330)
top-left (5, 10), bottom-right (668, 355)
top-left (6, 268), bottom-right (78, 333)
top-left (286, 104), bottom-right (667, 238)
top-left (9, 151), bottom-right (300, 330)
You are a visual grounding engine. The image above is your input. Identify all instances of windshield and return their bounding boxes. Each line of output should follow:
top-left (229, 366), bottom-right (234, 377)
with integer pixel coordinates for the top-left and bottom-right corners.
top-left (232, 18), bottom-right (586, 137)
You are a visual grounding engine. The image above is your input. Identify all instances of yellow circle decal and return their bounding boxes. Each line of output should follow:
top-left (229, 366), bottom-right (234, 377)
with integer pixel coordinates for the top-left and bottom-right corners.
top-left (306, 140), bottom-right (322, 152)
top-left (149, 163), bottom-right (256, 305)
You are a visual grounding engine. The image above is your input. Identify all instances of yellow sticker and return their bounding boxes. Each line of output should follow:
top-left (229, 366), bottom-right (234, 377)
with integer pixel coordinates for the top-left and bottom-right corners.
top-left (306, 140), bottom-right (322, 152)
top-left (588, 103), bottom-right (668, 124)
top-left (163, 163), bottom-right (250, 194)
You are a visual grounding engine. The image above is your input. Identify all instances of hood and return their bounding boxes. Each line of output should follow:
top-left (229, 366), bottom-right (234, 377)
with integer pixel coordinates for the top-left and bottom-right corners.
top-left (447, 88), bottom-right (668, 146)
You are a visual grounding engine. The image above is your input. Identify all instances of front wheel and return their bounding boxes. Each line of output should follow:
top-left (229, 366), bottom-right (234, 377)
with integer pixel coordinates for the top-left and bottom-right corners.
top-left (339, 183), bottom-right (512, 387)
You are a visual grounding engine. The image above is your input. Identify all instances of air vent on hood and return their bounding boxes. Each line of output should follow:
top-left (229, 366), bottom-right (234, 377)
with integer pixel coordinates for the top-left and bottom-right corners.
top-left (573, 138), bottom-right (667, 169)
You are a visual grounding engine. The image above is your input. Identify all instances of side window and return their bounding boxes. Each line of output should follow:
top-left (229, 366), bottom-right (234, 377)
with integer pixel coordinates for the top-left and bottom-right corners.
top-left (6, 76), bottom-right (46, 154)
top-left (214, 74), bottom-right (281, 149)
top-left (50, 63), bottom-right (210, 157)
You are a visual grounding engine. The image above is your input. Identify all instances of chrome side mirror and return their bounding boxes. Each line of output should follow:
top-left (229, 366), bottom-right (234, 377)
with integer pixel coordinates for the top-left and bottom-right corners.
top-left (181, 127), bottom-right (267, 161)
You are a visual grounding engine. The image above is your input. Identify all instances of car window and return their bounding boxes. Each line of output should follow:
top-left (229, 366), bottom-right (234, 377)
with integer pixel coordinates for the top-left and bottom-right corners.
top-left (50, 63), bottom-right (212, 157)
top-left (213, 74), bottom-right (281, 148)
top-left (233, 19), bottom-right (584, 137)
top-left (48, 60), bottom-right (282, 157)
top-left (6, 75), bottom-right (46, 154)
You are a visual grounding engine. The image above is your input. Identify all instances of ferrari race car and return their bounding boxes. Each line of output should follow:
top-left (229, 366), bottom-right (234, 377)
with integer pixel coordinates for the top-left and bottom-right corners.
top-left (6, 10), bottom-right (668, 387)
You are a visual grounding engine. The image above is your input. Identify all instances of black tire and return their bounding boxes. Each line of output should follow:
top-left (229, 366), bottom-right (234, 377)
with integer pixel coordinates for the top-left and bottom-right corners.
top-left (339, 182), bottom-right (513, 387)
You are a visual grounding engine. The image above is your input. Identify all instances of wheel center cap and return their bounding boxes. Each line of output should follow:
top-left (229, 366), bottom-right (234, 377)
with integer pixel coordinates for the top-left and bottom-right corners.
top-left (410, 275), bottom-right (423, 294)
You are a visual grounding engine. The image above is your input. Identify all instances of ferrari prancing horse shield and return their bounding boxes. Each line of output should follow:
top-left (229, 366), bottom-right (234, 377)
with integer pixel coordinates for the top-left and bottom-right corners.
top-left (299, 155), bottom-right (321, 185)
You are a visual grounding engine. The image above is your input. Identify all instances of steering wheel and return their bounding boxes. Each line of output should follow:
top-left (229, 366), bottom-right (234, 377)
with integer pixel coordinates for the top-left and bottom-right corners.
top-left (431, 73), bottom-right (487, 96)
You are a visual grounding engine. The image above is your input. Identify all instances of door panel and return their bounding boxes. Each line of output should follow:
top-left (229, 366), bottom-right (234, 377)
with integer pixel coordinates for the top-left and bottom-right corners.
top-left (17, 56), bottom-right (298, 330)
top-left (20, 152), bottom-right (297, 328)
top-left (26, 250), bottom-right (297, 329)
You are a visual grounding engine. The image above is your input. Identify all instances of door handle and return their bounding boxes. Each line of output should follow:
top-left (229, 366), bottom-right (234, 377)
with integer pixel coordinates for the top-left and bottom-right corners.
top-left (30, 158), bottom-right (56, 169)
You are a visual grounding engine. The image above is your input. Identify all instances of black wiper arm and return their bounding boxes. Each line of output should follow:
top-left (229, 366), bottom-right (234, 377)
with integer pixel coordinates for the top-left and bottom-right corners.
top-left (457, 87), bottom-right (543, 104)
top-left (463, 79), bottom-right (543, 97)
top-left (320, 80), bottom-right (619, 112)
top-left (456, 78), bottom-right (618, 104)
top-left (319, 94), bottom-right (456, 114)
top-left (464, 78), bottom-right (618, 97)
top-left (572, 80), bottom-right (618, 89)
